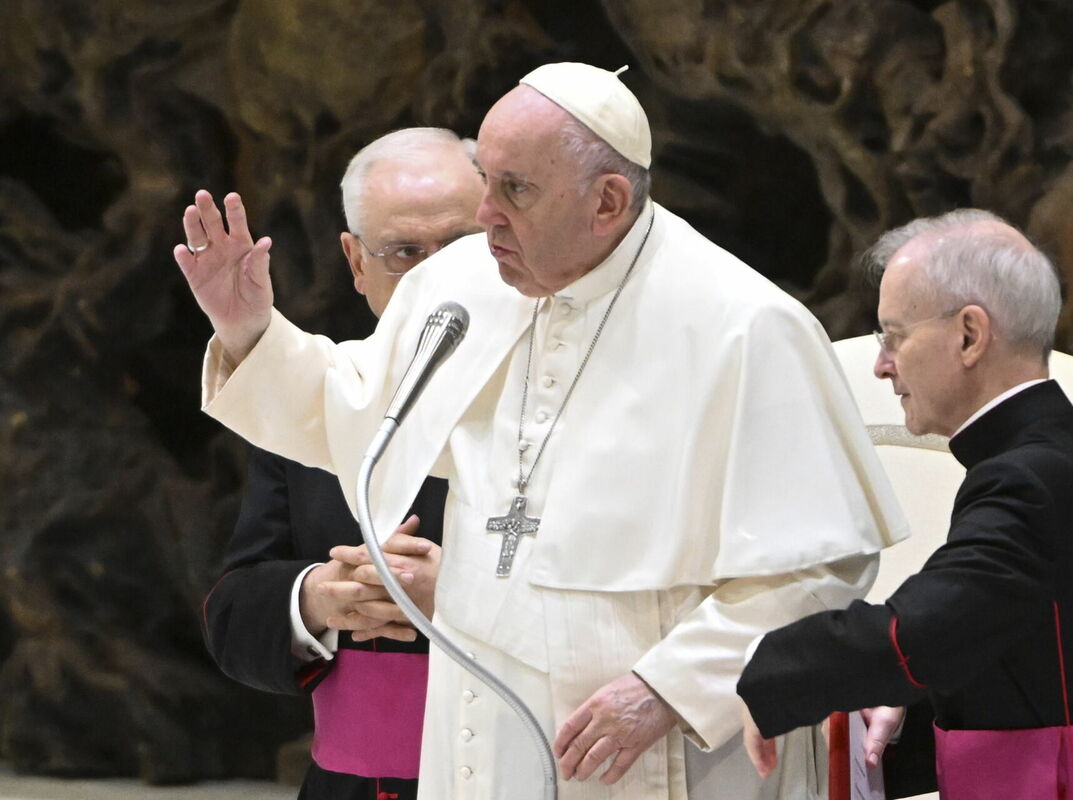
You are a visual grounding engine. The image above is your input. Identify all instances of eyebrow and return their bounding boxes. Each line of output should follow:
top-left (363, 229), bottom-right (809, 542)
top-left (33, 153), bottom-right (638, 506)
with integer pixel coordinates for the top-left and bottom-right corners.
top-left (472, 160), bottom-right (536, 186)
top-left (876, 313), bottom-right (902, 329)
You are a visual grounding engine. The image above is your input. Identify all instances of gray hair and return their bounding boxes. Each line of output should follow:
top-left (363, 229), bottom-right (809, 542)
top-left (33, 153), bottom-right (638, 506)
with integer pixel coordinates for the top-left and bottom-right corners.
top-left (559, 117), bottom-right (650, 213)
top-left (861, 208), bottom-right (1062, 358)
top-left (340, 128), bottom-right (475, 234)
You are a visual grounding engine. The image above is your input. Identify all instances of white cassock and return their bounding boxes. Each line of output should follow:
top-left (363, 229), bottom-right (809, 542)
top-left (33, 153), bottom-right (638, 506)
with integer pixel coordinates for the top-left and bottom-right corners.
top-left (203, 200), bottom-right (909, 799)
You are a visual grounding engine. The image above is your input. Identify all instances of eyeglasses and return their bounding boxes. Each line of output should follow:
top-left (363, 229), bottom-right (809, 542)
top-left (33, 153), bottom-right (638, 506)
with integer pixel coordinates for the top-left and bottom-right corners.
top-left (353, 234), bottom-right (436, 276)
top-left (353, 231), bottom-right (481, 276)
top-left (874, 309), bottom-right (960, 354)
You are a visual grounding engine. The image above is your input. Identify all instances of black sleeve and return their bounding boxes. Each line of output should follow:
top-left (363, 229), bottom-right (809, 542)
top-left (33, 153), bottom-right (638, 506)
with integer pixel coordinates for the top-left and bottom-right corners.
top-left (202, 448), bottom-right (318, 695)
top-left (737, 598), bottom-right (922, 738)
top-left (738, 459), bottom-right (1055, 738)
top-left (885, 459), bottom-right (1055, 689)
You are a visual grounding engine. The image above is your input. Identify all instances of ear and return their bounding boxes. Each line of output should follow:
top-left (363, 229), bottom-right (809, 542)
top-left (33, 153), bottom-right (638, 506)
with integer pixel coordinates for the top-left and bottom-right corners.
top-left (591, 174), bottom-right (634, 237)
top-left (340, 232), bottom-right (367, 296)
top-left (957, 304), bottom-right (991, 368)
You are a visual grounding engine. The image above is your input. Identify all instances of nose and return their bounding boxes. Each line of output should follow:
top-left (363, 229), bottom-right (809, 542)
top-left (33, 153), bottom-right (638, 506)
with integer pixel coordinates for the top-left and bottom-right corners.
top-left (475, 185), bottom-right (506, 228)
top-left (874, 346), bottom-right (895, 381)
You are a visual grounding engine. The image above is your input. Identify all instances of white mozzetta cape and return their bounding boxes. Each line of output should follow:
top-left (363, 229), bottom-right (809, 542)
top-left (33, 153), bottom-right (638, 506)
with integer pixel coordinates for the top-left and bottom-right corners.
top-left (203, 202), bottom-right (908, 794)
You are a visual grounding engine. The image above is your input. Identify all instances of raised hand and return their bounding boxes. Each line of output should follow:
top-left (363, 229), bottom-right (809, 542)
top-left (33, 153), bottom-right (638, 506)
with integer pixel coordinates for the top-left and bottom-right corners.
top-left (172, 190), bottom-right (273, 362)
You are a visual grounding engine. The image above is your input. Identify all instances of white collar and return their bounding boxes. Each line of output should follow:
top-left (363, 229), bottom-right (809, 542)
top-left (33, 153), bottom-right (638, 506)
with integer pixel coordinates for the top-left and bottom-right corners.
top-left (952, 379), bottom-right (1048, 437)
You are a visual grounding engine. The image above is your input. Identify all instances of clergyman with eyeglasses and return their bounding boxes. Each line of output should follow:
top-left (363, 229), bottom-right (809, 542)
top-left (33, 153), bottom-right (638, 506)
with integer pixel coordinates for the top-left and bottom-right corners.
top-left (739, 209), bottom-right (1073, 799)
top-left (201, 128), bottom-right (484, 800)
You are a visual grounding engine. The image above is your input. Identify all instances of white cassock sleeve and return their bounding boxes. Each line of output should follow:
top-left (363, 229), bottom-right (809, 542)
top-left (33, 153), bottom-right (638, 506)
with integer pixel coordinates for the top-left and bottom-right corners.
top-left (632, 552), bottom-right (878, 752)
top-left (202, 310), bottom-right (354, 472)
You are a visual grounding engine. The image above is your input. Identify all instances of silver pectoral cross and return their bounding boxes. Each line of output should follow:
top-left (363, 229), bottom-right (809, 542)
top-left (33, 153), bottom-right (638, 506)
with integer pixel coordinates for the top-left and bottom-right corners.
top-left (485, 495), bottom-right (541, 577)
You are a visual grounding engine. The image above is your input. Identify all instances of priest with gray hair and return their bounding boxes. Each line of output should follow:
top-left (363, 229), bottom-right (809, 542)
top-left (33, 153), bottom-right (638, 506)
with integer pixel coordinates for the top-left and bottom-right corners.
top-left (175, 62), bottom-right (907, 799)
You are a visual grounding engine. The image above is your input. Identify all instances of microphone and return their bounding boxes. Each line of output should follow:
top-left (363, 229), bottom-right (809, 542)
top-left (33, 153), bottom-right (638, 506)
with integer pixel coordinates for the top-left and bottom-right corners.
top-left (384, 301), bottom-right (469, 425)
top-left (355, 298), bottom-right (558, 799)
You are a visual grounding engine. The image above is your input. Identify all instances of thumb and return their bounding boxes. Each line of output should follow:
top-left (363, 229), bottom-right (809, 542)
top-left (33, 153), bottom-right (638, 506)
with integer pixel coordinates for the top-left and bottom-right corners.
top-left (243, 236), bottom-right (273, 287)
top-left (862, 707), bottom-right (903, 767)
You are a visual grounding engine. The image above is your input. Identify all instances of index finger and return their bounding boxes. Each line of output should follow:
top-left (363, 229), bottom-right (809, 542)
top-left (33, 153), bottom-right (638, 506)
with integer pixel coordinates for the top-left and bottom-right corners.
top-left (381, 533), bottom-right (434, 557)
top-left (350, 563), bottom-right (410, 585)
top-left (329, 545), bottom-right (367, 565)
top-left (553, 706), bottom-right (594, 758)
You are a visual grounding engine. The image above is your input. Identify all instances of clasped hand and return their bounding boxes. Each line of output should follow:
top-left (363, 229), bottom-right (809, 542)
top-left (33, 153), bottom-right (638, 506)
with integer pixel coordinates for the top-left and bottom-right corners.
top-left (300, 515), bottom-right (441, 643)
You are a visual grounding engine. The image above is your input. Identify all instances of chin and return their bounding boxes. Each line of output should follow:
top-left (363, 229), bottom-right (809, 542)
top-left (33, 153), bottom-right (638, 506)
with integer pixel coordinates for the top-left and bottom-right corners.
top-left (497, 263), bottom-right (544, 297)
top-left (901, 408), bottom-right (922, 436)
top-left (904, 416), bottom-right (938, 437)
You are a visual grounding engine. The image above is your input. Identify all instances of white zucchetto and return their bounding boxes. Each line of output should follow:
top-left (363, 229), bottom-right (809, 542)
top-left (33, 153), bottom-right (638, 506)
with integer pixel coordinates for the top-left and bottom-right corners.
top-left (519, 62), bottom-right (652, 169)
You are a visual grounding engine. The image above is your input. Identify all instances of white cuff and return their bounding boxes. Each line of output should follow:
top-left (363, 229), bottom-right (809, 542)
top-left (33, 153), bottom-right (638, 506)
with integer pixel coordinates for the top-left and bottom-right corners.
top-left (743, 634), bottom-right (764, 667)
top-left (289, 563), bottom-right (339, 661)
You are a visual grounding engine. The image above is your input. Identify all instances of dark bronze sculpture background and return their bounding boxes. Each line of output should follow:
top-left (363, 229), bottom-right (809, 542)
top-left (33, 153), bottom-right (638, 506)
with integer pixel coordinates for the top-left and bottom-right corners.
top-left (1, 0), bottom-right (1071, 784)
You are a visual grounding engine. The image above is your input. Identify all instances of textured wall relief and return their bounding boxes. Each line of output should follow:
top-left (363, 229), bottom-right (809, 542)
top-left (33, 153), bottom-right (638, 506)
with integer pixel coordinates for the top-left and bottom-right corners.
top-left (0, 0), bottom-right (1070, 784)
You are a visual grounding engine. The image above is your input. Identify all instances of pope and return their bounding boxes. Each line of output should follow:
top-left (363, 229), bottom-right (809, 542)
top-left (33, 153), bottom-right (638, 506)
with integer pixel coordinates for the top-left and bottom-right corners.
top-left (175, 63), bottom-right (908, 799)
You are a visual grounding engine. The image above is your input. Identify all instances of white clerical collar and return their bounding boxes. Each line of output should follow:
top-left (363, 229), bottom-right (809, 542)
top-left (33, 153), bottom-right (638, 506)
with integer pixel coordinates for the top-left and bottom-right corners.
top-left (554, 199), bottom-right (655, 307)
top-left (951, 378), bottom-right (1048, 437)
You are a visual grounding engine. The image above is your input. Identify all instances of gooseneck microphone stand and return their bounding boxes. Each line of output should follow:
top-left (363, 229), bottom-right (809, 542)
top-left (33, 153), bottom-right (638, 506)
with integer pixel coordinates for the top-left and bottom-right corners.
top-left (353, 302), bottom-right (557, 800)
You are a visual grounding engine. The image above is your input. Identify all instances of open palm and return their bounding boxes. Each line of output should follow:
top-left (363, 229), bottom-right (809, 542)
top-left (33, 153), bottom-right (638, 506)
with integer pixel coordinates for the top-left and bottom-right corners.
top-left (172, 189), bottom-right (274, 360)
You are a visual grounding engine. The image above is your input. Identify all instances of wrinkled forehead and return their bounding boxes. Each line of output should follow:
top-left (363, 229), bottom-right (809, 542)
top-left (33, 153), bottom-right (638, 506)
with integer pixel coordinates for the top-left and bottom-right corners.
top-left (476, 86), bottom-right (573, 175)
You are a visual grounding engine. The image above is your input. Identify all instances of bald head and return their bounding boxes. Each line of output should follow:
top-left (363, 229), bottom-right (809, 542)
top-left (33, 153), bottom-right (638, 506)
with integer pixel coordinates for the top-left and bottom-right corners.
top-left (341, 127), bottom-right (478, 235)
top-left (866, 209), bottom-right (1061, 360)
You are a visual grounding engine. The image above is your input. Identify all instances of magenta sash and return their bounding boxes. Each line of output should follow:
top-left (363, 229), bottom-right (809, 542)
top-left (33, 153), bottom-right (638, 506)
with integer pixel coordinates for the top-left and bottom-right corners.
top-left (933, 601), bottom-right (1073, 799)
top-left (311, 649), bottom-right (428, 778)
top-left (934, 724), bottom-right (1073, 799)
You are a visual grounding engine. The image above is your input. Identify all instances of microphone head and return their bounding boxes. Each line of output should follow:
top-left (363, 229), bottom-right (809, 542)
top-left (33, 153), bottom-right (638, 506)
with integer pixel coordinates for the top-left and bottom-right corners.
top-left (434, 301), bottom-right (469, 347)
top-left (384, 301), bottom-right (470, 424)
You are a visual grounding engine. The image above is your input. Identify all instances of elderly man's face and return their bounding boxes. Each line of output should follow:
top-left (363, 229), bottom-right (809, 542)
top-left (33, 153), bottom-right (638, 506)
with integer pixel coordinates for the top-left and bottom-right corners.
top-left (873, 244), bottom-right (965, 436)
top-left (341, 148), bottom-right (484, 318)
top-left (474, 87), bottom-right (607, 297)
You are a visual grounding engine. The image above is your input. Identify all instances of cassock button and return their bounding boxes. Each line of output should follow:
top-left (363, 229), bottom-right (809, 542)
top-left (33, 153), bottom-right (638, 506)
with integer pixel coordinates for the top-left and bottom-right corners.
top-left (535, 411), bottom-right (548, 423)
top-left (460, 766), bottom-right (473, 779)
top-left (462, 690), bottom-right (476, 703)
top-left (461, 728), bottom-right (474, 742)
top-left (542, 375), bottom-right (555, 388)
